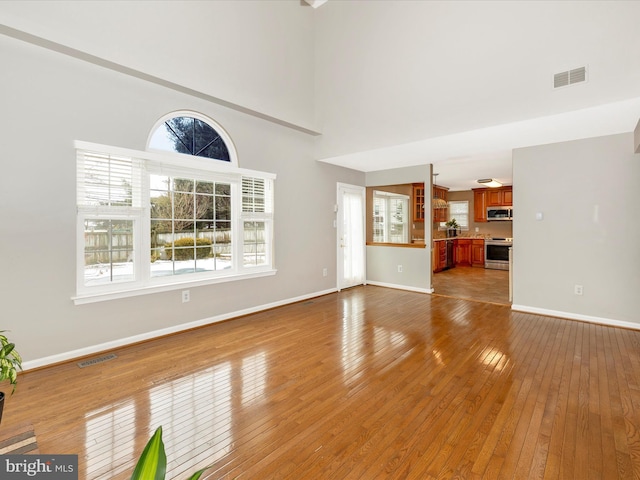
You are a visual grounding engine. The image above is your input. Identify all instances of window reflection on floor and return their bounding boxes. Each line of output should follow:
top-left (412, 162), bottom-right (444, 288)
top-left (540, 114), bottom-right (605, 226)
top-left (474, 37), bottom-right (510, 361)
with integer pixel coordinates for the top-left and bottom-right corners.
top-left (149, 362), bottom-right (233, 474)
top-left (340, 294), bottom-right (412, 387)
top-left (242, 351), bottom-right (267, 406)
top-left (341, 296), bottom-right (366, 386)
top-left (85, 401), bottom-right (136, 478)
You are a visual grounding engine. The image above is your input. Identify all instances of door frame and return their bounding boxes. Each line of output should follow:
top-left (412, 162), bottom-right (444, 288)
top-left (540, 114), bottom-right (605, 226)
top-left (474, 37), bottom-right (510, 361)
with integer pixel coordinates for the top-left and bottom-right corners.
top-left (336, 182), bottom-right (366, 291)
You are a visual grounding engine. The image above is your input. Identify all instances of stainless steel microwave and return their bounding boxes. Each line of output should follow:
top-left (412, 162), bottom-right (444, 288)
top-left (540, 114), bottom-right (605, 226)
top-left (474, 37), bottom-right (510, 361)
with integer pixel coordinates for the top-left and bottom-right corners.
top-left (487, 206), bottom-right (513, 221)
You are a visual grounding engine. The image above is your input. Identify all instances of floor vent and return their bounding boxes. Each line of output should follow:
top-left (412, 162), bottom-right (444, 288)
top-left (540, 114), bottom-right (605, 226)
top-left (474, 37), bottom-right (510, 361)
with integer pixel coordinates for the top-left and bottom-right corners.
top-left (554, 66), bottom-right (587, 88)
top-left (303, 301), bottom-right (315, 305)
top-left (77, 353), bottom-right (117, 368)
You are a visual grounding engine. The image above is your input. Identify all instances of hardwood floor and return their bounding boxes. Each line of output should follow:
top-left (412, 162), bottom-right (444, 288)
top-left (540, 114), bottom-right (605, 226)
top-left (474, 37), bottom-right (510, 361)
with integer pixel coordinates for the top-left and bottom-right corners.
top-left (2, 286), bottom-right (640, 479)
top-left (433, 266), bottom-right (510, 305)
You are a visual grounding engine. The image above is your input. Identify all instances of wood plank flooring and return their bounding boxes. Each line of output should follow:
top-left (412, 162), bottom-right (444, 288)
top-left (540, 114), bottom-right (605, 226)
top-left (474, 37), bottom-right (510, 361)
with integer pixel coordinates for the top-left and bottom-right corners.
top-left (2, 285), bottom-right (640, 479)
top-left (433, 266), bottom-right (510, 305)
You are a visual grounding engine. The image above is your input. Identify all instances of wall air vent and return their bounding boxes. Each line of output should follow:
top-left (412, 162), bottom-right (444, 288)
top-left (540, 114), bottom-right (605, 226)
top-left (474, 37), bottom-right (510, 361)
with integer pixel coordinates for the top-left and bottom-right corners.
top-left (554, 66), bottom-right (587, 89)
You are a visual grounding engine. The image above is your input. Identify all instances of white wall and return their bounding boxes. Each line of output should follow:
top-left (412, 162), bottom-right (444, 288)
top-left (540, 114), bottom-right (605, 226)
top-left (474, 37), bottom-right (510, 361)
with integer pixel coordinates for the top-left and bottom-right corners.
top-left (0, 0), bottom-right (317, 131)
top-left (512, 133), bottom-right (640, 326)
top-left (314, 1), bottom-right (640, 160)
top-left (365, 165), bottom-right (431, 292)
top-left (0, 34), bottom-right (362, 366)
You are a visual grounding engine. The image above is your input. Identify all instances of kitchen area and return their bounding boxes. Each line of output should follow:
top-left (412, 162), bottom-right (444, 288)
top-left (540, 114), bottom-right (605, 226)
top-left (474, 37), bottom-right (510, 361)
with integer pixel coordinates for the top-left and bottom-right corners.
top-left (365, 177), bottom-right (513, 304)
top-left (419, 180), bottom-right (514, 304)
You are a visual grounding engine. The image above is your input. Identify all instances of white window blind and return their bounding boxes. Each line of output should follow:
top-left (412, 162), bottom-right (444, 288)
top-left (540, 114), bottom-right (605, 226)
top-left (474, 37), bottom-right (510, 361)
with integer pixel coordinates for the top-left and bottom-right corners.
top-left (75, 141), bottom-right (276, 303)
top-left (77, 151), bottom-right (144, 210)
top-left (242, 177), bottom-right (272, 215)
top-left (448, 200), bottom-right (469, 229)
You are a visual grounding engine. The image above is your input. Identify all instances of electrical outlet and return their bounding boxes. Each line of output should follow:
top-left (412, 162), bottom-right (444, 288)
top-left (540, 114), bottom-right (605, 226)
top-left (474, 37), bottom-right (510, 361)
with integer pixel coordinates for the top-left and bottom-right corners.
top-left (574, 285), bottom-right (583, 296)
top-left (182, 290), bottom-right (190, 303)
top-left (323, 268), bottom-right (328, 277)
top-left (398, 265), bottom-right (403, 273)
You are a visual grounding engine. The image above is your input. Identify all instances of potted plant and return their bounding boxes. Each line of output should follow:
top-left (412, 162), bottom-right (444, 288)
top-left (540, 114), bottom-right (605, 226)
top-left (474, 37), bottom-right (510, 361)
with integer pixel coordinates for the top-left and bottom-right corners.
top-left (445, 218), bottom-right (459, 237)
top-left (0, 331), bottom-right (22, 426)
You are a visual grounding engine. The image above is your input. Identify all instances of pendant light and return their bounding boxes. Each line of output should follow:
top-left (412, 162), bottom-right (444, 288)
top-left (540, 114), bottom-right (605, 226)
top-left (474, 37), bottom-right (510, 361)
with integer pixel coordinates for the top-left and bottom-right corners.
top-left (432, 173), bottom-right (448, 209)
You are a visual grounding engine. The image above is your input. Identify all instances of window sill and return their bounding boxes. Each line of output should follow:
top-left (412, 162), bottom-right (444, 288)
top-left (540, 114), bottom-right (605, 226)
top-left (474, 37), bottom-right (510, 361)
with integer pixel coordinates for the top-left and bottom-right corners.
top-left (366, 242), bottom-right (426, 248)
top-left (72, 268), bottom-right (277, 305)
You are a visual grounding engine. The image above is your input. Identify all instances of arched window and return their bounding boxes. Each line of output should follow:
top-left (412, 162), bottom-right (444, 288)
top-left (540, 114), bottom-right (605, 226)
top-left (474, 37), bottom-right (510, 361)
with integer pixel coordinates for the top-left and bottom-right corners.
top-left (75, 111), bottom-right (275, 303)
top-left (147, 112), bottom-right (236, 165)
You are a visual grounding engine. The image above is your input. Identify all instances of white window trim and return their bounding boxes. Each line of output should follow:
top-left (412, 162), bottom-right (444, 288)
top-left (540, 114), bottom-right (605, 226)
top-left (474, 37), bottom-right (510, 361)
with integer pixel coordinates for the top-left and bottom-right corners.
top-left (373, 190), bottom-right (409, 243)
top-left (73, 140), bottom-right (276, 305)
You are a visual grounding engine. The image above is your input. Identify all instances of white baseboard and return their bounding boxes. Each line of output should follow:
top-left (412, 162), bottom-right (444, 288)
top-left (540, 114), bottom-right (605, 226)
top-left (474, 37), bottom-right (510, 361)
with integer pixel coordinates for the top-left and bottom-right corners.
top-left (511, 304), bottom-right (640, 331)
top-left (365, 280), bottom-right (431, 294)
top-left (22, 288), bottom-right (338, 371)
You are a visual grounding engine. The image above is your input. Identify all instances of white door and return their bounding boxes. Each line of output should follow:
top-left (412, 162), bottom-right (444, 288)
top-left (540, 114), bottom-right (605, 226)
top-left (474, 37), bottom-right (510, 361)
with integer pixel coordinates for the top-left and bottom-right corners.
top-left (337, 183), bottom-right (365, 290)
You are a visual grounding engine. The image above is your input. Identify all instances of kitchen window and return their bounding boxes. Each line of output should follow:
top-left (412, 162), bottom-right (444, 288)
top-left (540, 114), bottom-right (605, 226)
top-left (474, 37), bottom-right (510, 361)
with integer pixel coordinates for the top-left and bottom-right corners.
top-left (447, 201), bottom-right (469, 230)
top-left (75, 140), bottom-right (275, 304)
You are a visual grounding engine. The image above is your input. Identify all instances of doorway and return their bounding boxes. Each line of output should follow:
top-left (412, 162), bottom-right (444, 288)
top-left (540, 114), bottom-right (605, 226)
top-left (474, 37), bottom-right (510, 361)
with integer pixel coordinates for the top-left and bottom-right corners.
top-left (337, 183), bottom-right (365, 290)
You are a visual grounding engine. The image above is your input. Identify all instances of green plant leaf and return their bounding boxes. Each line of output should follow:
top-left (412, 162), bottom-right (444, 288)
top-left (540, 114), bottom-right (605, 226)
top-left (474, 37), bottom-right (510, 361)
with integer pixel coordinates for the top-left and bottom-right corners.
top-left (130, 426), bottom-right (167, 480)
top-left (2, 343), bottom-right (15, 357)
top-left (185, 463), bottom-right (216, 480)
top-left (185, 469), bottom-right (207, 480)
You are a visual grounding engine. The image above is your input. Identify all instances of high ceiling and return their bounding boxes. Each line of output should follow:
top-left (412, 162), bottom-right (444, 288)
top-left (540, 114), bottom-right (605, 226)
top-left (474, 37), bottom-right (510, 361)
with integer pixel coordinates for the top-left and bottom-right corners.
top-left (1, 1), bottom-right (639, 193)
top-left (313, 1), bottom-right (640, 190)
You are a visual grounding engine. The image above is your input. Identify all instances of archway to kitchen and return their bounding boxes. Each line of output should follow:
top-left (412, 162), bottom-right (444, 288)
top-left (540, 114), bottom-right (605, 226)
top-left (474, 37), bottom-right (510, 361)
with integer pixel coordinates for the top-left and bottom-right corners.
top-left (430, 186), bottom-right (512, 306)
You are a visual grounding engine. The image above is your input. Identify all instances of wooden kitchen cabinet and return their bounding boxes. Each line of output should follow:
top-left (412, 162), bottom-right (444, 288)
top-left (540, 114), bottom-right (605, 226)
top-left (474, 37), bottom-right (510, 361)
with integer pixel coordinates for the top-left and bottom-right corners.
top-left (486, 186), bottom-right (513, 206)
top-left (471, 239), bottom-right (485, 266)
top-left (433, 186), bottom-right (448, 223)
top-left (474, 189), bottom-right (487, 222)
top-left (413, 183), bottom-right (425, 222)
top-left (473, 186), bottom-right (512, 222)
top-left (433, 240), bottom-right (447, 273)
top-left (503, 188), bottom-right (513, 205)
top-left (454, 239), bottom-right (472, 266)
top-left (486, 189), bottom-right (502, 206)
top-left (432, 242), bottom-right (437, 272)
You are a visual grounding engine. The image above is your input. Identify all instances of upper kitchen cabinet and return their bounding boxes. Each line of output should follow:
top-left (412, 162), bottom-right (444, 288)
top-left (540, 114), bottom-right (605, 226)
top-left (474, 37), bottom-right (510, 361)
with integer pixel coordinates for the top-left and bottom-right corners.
top-left (412, 183), bottom-right (425, 222)
top-left (473, 186), bottom-right (512, 222)
top-left (503, 188), bottom-right (513, 205)
top-left (433, 185), bottom-right (449, 222)
top-left (486, 186), bottom-right (513, 206)
top-left (474, 189), bottom-right (487, 222)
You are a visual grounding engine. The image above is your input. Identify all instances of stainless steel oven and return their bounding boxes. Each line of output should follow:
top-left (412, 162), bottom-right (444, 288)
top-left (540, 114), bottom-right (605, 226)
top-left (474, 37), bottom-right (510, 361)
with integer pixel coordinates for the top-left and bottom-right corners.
top-left (485, 238), bottom-right (512, 270)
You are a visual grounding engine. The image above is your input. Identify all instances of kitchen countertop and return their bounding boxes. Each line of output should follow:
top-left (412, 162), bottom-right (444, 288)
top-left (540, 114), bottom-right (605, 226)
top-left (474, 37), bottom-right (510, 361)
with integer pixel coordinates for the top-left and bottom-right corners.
top-left (432, 236), bottom-right (488, 241)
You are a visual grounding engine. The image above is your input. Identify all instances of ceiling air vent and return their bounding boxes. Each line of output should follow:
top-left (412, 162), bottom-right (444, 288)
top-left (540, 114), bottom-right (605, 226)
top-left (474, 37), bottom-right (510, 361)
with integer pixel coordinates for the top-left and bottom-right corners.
top-left (554, 66), bottom-right (587, 89)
